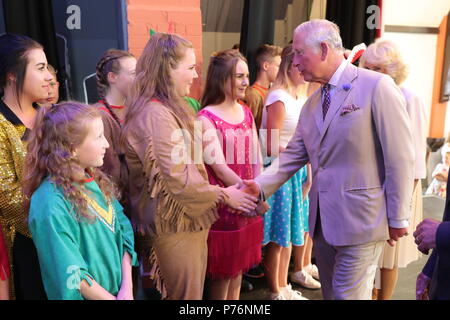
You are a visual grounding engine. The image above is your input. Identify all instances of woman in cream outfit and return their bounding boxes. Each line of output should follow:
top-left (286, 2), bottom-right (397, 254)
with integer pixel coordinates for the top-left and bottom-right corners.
top-left (360, 39), bottom-right (427, 300)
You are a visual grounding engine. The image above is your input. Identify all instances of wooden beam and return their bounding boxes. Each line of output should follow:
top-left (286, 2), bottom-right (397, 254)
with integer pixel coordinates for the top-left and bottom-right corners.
top-left (429, 15), bottom-right (448, 138)
top-left (384, 25), bottom-right (439, 34)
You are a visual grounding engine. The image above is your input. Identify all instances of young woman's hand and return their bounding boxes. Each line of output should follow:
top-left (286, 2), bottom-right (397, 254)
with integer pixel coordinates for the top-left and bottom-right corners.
top-left (223, 184), bottom-right (258, 214)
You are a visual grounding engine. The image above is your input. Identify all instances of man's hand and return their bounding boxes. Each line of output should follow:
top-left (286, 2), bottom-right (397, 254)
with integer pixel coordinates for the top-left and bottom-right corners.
top-left (387, 227), bottom-right (409, 247)
top-left (416, 272), bottom-right (431, 300)
top-left (223, 184), bottom-right (258, 214)
top-left (236, 180), bottom-right (269, 216)
top-left (413, 218), bottom-right (441, 254)
top-left (239, 180), bottom-right (261, 198)
top-left (255, 201), bottom-right (270, 215)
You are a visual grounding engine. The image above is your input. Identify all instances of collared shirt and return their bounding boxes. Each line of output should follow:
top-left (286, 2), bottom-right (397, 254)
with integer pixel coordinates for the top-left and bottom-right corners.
top-left (0, 99), bottom-right (23, 125)
top-left (321, 58), bottom-right (348, 107)
top-left (0, 100), bottom-right (39, 140)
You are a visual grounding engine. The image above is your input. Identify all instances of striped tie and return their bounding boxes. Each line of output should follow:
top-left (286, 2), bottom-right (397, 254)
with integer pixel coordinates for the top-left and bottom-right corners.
top-left (322, 84), bottom-right (331, 120)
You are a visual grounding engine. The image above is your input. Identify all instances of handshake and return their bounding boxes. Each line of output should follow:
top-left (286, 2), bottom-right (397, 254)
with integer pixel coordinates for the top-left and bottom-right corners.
top-left (223, 180), bottom-right (270, 216)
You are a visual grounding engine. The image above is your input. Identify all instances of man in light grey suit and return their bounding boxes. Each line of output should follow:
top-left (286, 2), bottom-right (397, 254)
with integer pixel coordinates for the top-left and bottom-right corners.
top-left (247, 19), bottom-right (414, 299)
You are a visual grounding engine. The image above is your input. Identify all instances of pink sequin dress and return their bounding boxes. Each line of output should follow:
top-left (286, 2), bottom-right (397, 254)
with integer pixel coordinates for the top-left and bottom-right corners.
top-left (0, 224), bottom-right (10, 281)
top-left (198, 105), bottom-right (263, 280)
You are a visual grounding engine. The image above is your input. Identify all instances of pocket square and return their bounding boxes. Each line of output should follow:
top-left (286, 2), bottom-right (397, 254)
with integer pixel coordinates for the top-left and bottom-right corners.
top-left (340, 104), bottom-right (360, 116)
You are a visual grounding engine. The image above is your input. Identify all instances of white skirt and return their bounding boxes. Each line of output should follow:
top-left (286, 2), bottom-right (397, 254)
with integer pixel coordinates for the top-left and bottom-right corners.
top-left (377, 180), bottom-right (423, 270)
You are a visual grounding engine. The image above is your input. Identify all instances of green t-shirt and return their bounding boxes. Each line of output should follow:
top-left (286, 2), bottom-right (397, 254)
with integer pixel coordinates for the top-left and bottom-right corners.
top-left (184, 96), bottom-right (201, 113)
top-left (28, 178), bottom-right (138, 300)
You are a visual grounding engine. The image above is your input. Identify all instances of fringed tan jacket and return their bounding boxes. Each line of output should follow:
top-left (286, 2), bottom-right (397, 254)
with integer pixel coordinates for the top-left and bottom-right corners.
top-left (123, 101), bottom-right (224, 239)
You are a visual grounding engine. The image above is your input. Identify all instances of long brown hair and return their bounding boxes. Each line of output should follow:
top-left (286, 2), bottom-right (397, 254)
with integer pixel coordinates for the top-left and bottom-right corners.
top-left (123, 33), bottom-right (195, 136)
top-left (201, 49), bottom-right (248, 108)
top-left (22, 102), bottom-right (118, 222)
top-left (96, 49), bottom-right (135, 125)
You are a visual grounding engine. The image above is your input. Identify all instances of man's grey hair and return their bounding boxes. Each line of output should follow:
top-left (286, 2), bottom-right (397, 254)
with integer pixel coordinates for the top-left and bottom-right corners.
top-left (294, 19), bottom-right (344, 53)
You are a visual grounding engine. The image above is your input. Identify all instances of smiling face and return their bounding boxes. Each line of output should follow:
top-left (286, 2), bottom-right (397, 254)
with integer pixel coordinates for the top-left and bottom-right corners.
top-left (73, 117), bottom-right (109, 169)
top-left (22, 48), bottom-right (54, 102)
top-left (226, 59), bottom-right (249, 101)
top-left (170, 47), bottom-right (198, 97)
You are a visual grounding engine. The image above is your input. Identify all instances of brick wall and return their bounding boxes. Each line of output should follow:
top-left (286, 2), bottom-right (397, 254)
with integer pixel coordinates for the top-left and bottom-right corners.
top-left (126, 0), bottom-right (203, 99)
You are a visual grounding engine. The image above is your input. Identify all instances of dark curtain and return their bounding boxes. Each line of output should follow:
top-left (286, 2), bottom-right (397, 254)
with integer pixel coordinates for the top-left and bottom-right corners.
top-left (326, 0), bottom-right (379, 51)
top-left (239, 0), bottom-right (277, 84)
top-left (2, 0), bottom-right (66, 100)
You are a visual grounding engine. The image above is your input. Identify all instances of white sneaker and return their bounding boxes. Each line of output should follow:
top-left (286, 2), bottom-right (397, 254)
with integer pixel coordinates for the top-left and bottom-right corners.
top-left (281, 284), bottom-right (309, 300)
top-left (290, 269), bottom-right (321, 289)
top-left (304, 264), bottom-right (320, 280)
top-left (268, 292), bottom-right (286, 300)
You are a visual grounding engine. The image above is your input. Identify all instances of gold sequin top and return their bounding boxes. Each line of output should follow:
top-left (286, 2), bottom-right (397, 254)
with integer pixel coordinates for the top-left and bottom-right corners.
top-left (0, 100), bottom-right (31, 249)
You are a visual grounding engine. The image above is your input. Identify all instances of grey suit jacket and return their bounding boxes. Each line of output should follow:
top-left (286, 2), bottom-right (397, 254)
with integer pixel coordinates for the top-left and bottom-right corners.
top-left (256, 63), bottom-right (414, 246)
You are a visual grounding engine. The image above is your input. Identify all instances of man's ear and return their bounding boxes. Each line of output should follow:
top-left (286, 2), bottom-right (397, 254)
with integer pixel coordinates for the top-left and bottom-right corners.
top-left (262, 61), bottom-right (270, 72)
top-left (320, 42), bottom-right (328, 61)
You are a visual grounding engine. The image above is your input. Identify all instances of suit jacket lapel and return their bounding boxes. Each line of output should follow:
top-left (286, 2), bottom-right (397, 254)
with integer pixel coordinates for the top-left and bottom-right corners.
top-left (320, 64), bottom-right (358, 142)
top-left (309, 90), bottom-right (323, 132)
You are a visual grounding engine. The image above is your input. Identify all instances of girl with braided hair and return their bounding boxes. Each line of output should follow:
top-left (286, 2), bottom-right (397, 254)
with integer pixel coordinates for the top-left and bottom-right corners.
top-left (92, 49), bottom-right (136, 214)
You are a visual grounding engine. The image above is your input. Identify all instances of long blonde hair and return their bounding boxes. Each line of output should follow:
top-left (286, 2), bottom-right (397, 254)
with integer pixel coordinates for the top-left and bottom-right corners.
top-left (269, 44), bottom-right (307, 98)
top-left (23, 102), bottom-right (118, 222)
top-left (123, 33), bottom-right (195, 136)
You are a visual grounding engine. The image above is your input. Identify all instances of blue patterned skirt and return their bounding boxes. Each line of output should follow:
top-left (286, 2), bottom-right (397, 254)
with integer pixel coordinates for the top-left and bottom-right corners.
top-left (262, 166), bottom-right (309, 247)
